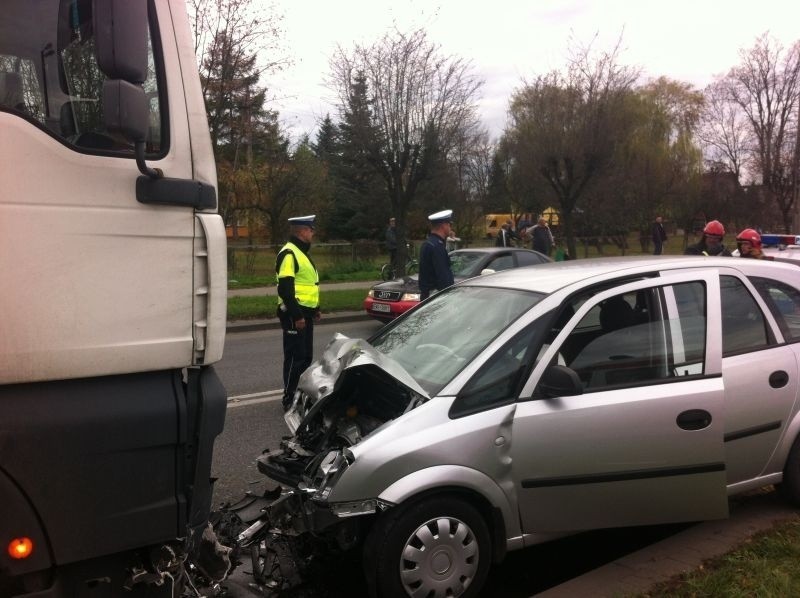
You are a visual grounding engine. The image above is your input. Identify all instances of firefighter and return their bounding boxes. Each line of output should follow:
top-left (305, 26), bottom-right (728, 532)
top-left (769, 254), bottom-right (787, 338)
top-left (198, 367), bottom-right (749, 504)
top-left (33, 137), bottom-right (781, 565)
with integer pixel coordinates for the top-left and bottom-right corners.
top-left (276, 215), bottom-right (320, 410)
top-left (684, 220), bottom-right (732, 256)
top-left (736, 228), bottom-right (772, 260)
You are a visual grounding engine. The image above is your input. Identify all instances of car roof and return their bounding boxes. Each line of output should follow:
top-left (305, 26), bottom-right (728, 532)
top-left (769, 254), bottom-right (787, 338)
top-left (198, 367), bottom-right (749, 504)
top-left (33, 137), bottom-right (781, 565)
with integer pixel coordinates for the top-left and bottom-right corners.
top-left (451, 247), bottom-right (539, 255)
top-left (459, 255), bottom-right (800, 295)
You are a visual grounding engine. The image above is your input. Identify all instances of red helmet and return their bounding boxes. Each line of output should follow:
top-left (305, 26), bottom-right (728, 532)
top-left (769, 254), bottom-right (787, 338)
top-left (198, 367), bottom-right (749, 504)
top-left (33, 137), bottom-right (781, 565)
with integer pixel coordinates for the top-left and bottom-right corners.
top-left (703, 220), bottom-right (725, 237)
top-left (736, 228), bottom-right (762, 248)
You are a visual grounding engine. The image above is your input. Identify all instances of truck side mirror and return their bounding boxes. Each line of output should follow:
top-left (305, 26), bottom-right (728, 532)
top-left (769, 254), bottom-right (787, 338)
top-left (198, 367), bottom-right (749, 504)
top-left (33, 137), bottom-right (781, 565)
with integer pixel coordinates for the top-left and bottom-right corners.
top-left (93, 0), bottom-right (148, 83)
top-left (93, 0), bottom-right (157, 176)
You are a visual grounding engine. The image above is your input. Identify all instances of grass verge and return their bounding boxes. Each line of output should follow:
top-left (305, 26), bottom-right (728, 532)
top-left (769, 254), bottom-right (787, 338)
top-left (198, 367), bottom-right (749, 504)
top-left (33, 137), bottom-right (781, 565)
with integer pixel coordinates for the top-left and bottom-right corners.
top-left (228, 288), bottom-right (369, 320)
top-left (639, 516), bottom-right (800, 597)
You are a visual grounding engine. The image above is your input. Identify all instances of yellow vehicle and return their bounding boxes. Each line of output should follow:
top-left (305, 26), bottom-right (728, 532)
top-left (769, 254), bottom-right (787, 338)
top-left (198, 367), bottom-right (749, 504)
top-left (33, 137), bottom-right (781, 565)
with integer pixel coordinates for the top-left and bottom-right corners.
top-left (484, 213), bottom-right (513, 238)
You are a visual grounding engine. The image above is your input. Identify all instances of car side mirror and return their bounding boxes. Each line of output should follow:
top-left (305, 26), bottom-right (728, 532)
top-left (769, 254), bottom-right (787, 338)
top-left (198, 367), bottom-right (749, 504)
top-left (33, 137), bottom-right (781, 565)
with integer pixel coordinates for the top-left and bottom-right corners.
top-left (480, 268), bottom-right (496, 276)
top-left (538, 365), bottom-right (583, 399)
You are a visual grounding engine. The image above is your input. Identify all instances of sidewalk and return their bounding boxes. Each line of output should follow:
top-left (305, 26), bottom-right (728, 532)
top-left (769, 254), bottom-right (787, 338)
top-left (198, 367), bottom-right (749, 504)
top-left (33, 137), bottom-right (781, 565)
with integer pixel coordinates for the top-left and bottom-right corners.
top-left (226, 281), bottom-right (374, 333)
top-left (538, 487), bottom-right (797, 597)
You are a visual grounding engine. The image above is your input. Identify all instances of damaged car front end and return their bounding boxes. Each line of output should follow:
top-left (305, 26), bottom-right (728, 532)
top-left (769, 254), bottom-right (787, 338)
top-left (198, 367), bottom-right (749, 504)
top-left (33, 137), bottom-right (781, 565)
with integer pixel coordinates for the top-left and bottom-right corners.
top-left (235, 335), bottom-right (432, 590)
top-left (203, 284), bottom-right (544, 596)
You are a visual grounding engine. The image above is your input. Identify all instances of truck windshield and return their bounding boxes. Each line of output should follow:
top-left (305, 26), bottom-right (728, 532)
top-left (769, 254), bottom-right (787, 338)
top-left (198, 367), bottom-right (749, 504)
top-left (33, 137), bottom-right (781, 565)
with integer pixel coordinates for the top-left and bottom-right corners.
top-left (0, 0), bottom-right (163, 154)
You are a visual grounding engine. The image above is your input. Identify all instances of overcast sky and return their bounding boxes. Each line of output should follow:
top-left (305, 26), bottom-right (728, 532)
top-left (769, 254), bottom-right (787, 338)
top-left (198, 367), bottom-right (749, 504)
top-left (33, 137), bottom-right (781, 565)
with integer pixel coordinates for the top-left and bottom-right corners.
top-left (267, 0), bottom-right (799, 142)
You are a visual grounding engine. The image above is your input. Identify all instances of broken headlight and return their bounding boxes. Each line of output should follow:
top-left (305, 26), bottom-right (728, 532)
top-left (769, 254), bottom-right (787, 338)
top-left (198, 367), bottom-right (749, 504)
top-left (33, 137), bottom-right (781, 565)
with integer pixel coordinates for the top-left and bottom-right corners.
top-left (307, 449), bottom-right (353, 501)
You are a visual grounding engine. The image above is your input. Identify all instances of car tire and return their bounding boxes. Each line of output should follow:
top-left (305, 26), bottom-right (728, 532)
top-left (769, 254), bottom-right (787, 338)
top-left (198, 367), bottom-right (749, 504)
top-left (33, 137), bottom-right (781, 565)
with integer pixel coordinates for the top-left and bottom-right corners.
top-left (779, 434), bottom-right (800, 507)
top-left (364, 496), bottom-right (491, 598)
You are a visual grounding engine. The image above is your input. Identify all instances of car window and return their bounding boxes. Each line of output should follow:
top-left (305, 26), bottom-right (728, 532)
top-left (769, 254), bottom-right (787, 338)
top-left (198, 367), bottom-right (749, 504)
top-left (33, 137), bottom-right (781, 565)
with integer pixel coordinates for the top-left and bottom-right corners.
top-left (453, 321), bottom-right (546, 416)
top-left (487, 254), bottom-right (514, 272)
top-left (516, 251), bottom-right (547, 266)
top-left (750, 276), bottom-right (800, 342)
top-left (449, 252), bottom-right (484, 277)
top-left (548, 282), bottom-right (707, 392)
top-left (720, 276), bottom-right (770, 356)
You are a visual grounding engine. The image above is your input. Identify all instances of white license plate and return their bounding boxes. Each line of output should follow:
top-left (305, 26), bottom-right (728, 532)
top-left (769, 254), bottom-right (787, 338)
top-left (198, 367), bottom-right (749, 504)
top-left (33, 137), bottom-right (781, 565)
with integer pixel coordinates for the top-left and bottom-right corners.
top-left (372, 302), bottom-right (391, 313)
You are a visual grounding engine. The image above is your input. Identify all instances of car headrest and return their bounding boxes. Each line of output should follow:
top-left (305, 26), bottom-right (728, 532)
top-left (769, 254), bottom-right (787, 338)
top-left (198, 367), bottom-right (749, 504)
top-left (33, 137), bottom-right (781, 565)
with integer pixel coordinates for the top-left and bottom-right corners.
top-left (599, 297), bottom-right (635, 332)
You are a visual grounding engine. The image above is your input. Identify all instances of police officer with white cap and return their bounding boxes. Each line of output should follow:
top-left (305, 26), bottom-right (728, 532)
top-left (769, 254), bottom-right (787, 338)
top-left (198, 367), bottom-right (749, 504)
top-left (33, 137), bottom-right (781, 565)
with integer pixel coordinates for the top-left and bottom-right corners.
top-left (418, 209), bottom-right (455, 300)
top-left (276, 215), bottom-right (320, 410)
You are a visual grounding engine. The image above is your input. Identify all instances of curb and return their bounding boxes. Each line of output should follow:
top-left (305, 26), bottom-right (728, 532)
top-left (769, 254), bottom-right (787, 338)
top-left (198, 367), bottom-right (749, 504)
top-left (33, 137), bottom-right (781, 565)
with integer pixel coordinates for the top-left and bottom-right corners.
top-left (226, 311), bottom-right (372, 334)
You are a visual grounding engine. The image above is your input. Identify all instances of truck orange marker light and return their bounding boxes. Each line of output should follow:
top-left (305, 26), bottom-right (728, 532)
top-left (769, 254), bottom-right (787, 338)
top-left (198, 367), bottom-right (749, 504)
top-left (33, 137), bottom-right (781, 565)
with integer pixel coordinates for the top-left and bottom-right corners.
top-left (7, 537), bottom-right (33, 559)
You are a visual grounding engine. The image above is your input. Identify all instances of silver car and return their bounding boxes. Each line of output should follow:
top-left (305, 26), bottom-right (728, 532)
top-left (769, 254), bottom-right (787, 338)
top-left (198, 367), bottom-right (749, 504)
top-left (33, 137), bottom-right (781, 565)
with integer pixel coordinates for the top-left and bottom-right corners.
top-left (255, 256), bottom-right (800, 597)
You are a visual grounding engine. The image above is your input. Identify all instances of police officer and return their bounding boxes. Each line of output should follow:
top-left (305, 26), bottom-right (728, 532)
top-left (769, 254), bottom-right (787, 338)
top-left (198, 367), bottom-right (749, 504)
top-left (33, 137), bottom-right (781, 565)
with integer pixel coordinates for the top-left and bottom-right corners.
top-left (684, 220), bottom-right (732, 256)
top-left (419, 209), bottom-right (455, 300)
top-left (276, 215), bottom-right (320, 410)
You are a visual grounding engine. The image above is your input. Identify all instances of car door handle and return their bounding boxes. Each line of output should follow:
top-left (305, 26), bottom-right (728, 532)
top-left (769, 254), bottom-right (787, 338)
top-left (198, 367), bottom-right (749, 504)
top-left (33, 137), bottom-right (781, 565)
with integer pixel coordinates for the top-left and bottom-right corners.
top-left (676, 409), bottom-right (712, 431)
top-left (769, 370), bottom-right (789, 389)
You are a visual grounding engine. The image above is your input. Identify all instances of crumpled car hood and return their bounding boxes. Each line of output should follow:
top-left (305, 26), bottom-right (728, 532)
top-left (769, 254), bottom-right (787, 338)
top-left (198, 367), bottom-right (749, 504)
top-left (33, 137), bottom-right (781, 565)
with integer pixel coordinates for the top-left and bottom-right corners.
top-left (284, 334), bottom-right (430, 436)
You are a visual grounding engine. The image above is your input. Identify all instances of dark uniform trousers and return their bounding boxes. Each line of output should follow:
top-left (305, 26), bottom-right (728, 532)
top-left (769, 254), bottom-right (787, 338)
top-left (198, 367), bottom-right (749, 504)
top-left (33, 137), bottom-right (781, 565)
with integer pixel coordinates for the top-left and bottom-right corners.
top-left (277, 305), bottom-right (316, 409)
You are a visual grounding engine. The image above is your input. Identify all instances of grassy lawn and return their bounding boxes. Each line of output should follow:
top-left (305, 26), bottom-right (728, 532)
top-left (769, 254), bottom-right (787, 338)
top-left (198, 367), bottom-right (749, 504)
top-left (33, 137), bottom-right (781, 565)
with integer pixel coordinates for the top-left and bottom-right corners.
top-left (228, 288), bottom-right (369, 320)
top-left (638, 516), bottom-right (800, 597)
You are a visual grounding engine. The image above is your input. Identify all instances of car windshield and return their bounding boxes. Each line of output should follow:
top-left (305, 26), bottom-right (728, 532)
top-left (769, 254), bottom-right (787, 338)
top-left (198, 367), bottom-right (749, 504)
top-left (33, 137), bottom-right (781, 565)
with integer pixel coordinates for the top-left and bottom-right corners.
top-left (449, 251), bottom-right (488, 277)
top-left (369, 285), bottom-right (543, 395)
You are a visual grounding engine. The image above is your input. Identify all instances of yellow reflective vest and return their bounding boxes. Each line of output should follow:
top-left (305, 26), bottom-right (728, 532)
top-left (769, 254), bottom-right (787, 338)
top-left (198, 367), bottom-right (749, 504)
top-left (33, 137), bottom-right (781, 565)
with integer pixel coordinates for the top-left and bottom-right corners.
top-left (276, 242), bottom-right (320, 308)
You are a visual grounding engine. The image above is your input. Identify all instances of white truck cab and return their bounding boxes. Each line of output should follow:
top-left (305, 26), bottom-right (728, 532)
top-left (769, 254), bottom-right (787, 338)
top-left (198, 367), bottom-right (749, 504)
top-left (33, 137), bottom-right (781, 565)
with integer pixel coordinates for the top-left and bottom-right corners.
top-left (0, 1), bottom-right (227, 595)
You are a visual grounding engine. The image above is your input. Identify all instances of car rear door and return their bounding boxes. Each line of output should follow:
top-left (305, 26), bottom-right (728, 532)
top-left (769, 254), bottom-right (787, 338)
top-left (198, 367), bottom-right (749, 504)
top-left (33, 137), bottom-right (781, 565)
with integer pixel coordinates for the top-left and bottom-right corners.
top-left (510, 272), bottom-right (729, 534)
top-left (720, 272), bottom-right (800, 485)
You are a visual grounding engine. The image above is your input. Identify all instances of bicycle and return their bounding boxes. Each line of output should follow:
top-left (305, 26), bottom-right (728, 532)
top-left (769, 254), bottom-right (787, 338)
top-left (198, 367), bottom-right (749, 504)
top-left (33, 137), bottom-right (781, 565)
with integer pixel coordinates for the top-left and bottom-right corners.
top-left (381, 244), bottom-right (418, 280)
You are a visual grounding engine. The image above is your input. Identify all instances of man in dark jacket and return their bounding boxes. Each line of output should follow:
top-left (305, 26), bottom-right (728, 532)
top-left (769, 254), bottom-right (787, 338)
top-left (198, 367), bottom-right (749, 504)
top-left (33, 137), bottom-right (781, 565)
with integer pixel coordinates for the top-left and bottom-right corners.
top-left (419, 210), bottom-right (455, 300)
top-left (651, 216), bottom-right (667, 255)
top-left (531, 218), bottom-right (554, 255)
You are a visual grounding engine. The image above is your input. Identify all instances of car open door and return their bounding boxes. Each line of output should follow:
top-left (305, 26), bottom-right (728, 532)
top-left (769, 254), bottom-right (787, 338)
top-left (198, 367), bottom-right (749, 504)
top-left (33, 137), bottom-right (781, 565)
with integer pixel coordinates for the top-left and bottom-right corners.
top-left (510, 272), bottom-right (729, 534)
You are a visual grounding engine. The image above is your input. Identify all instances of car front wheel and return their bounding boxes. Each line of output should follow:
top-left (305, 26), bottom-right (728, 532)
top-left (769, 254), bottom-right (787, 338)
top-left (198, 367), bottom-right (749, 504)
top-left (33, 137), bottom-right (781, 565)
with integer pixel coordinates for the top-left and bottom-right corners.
top-left (366, 496), bottom-right (491, 598)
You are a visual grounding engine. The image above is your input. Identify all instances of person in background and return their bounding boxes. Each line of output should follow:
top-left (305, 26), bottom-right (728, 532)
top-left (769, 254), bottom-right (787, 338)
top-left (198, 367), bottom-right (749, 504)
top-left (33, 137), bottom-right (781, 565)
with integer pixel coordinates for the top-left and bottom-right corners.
top-left (736, 228), bottom-right (772, 260)
top-left (446, 228), bottom-right (461, 252)
top-left (531, 217), bottom-right (554, 255)
top-left (419, 210), bottom-right (455, 300)
top-left (495, 221), bottom-right (514, 247)
top-left (684, 220), bottom-right (732, 256)
top-left (276, 215), bottom-right (320, 411)
top-left (652, 215), bottom-right (667, 255)
top-left (385, 217), bottom-right (397, 270)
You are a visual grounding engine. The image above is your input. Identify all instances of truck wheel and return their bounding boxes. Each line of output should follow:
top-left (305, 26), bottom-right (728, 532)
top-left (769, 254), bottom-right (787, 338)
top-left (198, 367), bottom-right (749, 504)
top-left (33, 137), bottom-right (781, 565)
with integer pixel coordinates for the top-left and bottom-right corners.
top-left (367, 497), bottom-right (490, 598)
top-left (779, 435), bottom-right (800, 507)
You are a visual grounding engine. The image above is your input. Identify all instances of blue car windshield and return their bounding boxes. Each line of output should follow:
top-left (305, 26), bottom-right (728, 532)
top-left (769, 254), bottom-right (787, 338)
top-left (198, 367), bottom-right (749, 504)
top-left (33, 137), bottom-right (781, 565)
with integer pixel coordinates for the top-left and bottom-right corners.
top-left (369, 285), bottom-right (543, 395)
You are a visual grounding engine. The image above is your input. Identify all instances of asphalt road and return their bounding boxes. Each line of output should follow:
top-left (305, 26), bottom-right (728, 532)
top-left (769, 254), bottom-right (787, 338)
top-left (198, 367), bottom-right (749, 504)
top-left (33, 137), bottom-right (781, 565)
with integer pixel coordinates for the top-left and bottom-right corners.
top-left (208, 319), bottom-right (689, 597)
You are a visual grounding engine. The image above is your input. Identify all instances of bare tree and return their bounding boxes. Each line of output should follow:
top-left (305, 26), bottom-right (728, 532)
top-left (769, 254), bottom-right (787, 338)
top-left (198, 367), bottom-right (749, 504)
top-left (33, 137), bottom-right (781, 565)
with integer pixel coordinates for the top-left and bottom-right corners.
top-left (187, 0), bottom-right (288, 91)
top-left (504, 38), bottom-right (640, 257)
top-left (717, 34), bottom-right (800, 231)
top-left (328, 28), bottom-right (483, 270)
top-left (698, 80), bottom-right (750, 179)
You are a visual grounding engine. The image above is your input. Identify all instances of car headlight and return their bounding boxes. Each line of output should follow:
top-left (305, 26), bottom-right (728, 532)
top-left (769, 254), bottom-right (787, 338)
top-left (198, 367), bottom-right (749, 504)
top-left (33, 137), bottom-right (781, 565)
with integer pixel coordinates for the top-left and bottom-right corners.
top-left (309, 449), bottom-right (352, 501)
top-left (401, 292), bottom-right (420, 301)
top-left (367, 290), bottom-right (375, 298)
